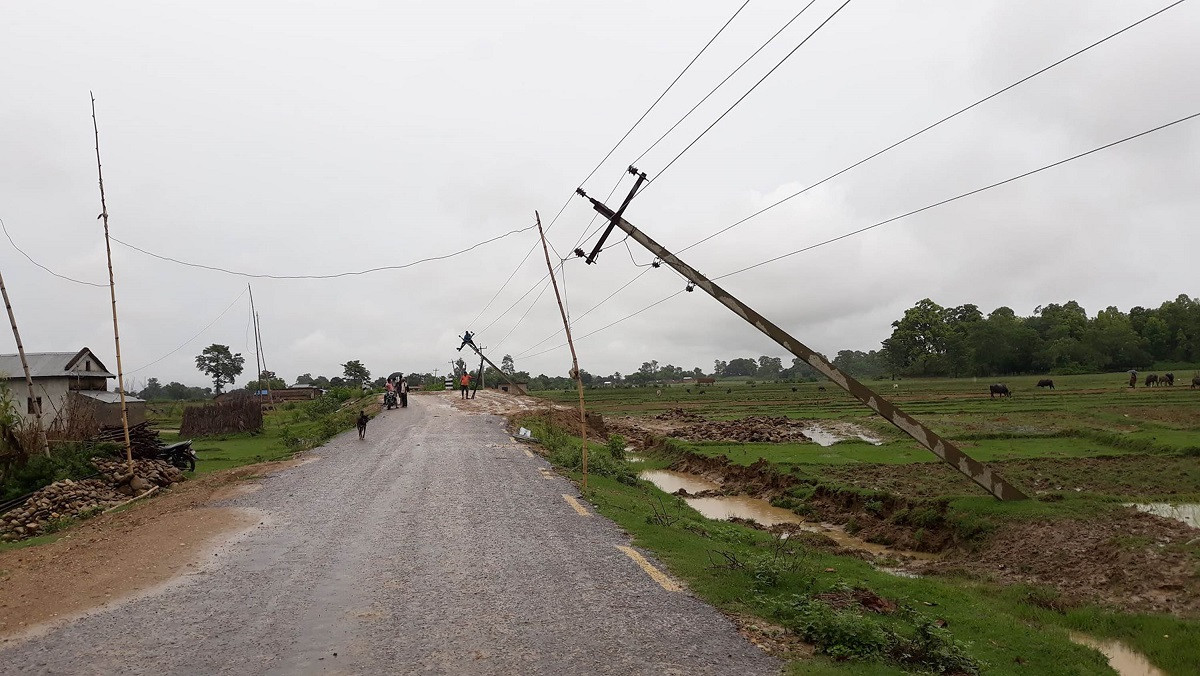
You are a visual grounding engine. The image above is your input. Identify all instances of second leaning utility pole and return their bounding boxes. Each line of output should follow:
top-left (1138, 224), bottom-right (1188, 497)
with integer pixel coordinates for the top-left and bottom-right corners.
top-left (91, 92), bottom-right (134, 471)
top-left (536, 211), bottom-right (589, 490)
top-left (0, 268), bottom-right (50, 457)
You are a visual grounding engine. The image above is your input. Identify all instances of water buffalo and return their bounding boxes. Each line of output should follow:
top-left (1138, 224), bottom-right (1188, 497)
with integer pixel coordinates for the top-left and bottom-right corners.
top-left (989, 384), bottom-right (1011, 398)
top-left (1193, 376), bottom-right (1200, 389)
top-left (1037, 379), bottom-right (1055, 389)
top-left (1164, 373), bottom-right (1175, 386)
top-left (1145, 374), bottom-right (1159, 387)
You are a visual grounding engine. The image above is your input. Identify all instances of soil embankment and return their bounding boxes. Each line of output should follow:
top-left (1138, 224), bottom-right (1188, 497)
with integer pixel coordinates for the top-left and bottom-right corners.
top-left (0, 459), bottom-right (308, 638)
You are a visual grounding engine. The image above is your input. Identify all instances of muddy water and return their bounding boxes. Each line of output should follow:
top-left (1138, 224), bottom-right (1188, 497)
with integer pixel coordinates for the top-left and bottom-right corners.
top-left (685, 496), bottom-right (807, 528)
top-left (1129, 502), bottom-right (1200, 529)
top-left (800, 425), bottom-right (882, 447)
top-left (1068, 632), bottom-right (1164, 676)
top-left (638, 470), bottom-right (719, 494)
top-left (638, 470), bottom-right (934, 560)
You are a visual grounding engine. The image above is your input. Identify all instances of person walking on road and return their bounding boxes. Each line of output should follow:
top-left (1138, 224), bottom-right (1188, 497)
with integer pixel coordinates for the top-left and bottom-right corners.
top-left (459, 372), bottom-right (471, 399)
top-left (399, 376), bottom-right (409, 408)
top-left (356, 410), bottom-right (369, 439)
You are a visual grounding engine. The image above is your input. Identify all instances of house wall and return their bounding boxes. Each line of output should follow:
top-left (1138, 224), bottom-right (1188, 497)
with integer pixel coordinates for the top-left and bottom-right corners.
top-left (7, 378), bottom-right (71, 427)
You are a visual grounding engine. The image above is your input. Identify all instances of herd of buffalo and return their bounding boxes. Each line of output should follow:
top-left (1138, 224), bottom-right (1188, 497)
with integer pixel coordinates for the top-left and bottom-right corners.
top-left (989, 372), bottom-right (1200, 398)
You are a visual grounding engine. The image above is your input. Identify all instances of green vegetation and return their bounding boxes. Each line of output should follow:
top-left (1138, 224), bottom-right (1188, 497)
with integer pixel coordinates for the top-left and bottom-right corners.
top-left (0, 442), bottom-right (121, 502)
top-left (530, 372), bottom-right (1200, 673)
top-left (158, 391), bottom-right (379, 474)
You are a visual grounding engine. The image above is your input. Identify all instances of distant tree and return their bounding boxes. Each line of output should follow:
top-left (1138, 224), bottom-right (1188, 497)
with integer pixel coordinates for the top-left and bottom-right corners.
top-left (138, 377), bottom-right (164, 400)
top-left (757, 356), bottom-right (783, 379)
top-left (244, 370), bottom-right (287, 391)
top-left (195, 344), bottom-right (245, 394)
top-left (313, 375), bottom-right (331, 388)
top-left (342, 360), bottom-right (371, 388)
top-left (501, 354), bottom-right (516, 375)
top-left (713, 359), bottom-right (727, 377)
top-left (692, 367), bottom-right (704, 378)
top-left (724, 357), bottom-right (758, 377)
top-left (294, 373), bottom-right (315, 385)
top-left (329, 376), bottom-right (346, 388)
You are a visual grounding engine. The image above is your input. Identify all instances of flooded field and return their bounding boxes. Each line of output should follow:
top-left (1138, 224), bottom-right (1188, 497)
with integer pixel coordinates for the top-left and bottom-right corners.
top-left (1130, 502), bottom-right (1200, 529)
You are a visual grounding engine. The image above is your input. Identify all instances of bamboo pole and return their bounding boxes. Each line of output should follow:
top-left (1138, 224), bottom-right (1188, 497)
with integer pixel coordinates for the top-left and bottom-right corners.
top-left (90, 92), bottom-right (134, 472)
top-left (535, 211), bottom-right (588, 490)
top-left (0, 267), bottom-right (51, 457)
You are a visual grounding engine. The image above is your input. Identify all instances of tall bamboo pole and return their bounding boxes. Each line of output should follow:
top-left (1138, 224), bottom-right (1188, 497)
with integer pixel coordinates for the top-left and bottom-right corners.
top-left (90, 92), bottom-right (133, 471)
top-left (535, 211), bottom-right (588, 490)
top-left (0, 268), bottom-right (50, 457)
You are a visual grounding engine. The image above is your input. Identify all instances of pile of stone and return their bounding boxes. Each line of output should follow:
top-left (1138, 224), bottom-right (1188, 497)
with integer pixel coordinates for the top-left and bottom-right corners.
top-left (0, 457), bottom-right (187, 541)
top-left (91, 457), bottom-right (187, 494)
top-left (669, 415), bottom-right (812, 443)
top-left (0, 478), bottom-right (123, 541)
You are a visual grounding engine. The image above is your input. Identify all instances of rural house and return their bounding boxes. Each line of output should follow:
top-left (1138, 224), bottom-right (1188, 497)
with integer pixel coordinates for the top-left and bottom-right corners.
top-left (0, 347), bottom-right (145, 430)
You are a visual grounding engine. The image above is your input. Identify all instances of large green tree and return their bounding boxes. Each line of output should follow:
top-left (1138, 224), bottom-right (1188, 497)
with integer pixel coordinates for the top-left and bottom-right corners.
top-left (342, 360), bottom-right (371, 388)
top-left (195, 344), bottom-right (245, 394)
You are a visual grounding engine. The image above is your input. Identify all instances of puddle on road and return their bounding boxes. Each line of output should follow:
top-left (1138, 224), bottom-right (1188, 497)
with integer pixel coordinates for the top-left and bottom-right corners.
top-left (639, 470), bottom-right (719, 494)
top-left (1128, 502), bottom-right (1200, 529)
top-left (1069, 632), bottom-right (1164, 676)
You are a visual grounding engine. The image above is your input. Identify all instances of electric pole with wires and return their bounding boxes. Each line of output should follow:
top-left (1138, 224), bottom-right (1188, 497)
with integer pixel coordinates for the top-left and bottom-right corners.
top-left (577, 168), bottom-right (1027, 501)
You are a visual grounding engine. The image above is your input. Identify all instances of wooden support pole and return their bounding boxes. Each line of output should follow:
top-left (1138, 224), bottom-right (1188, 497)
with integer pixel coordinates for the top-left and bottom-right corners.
top-left (536, 211), bottom-right (589, 490)
top-left (581, 194), bottom-right (1027, 501)
top-left (91, 92), bottom-right (134, 472)
top-left (0, 267), bottom-right (50, 457)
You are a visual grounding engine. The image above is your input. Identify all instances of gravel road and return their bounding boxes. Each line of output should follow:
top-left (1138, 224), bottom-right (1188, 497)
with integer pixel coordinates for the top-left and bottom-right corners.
top-left (0, 394), bottom-right (779, 675)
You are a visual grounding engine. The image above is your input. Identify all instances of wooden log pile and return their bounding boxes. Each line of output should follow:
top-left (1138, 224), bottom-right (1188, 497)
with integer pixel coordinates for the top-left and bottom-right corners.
top-left (94, 421), bottom-right (163, 458)
top-left (180, 398), bottom-right (263, 437)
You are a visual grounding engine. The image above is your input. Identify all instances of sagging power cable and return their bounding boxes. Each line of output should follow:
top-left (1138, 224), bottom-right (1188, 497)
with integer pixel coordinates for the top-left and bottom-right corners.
top-left (1, 217), bottom-right (107, 288)
top-left (676, 0), bottom-right (1190, 256)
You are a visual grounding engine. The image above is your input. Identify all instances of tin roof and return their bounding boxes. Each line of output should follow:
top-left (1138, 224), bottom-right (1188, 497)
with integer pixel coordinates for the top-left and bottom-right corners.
top-left (75, 390), bottom-right (144, 404)
top-left (0, 349), bottom-right (115, 379)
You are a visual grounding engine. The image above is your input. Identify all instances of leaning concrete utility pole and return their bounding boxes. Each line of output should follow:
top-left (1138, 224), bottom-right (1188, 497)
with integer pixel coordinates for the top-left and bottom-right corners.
top-left (537, 211), bottom-right (589, 490)
top-left (91, 92), bottom-right (134, 471)
top-left (579, 172), bottom-right (1027, 501)
top-left (0, 267), bottom-right (50, 457)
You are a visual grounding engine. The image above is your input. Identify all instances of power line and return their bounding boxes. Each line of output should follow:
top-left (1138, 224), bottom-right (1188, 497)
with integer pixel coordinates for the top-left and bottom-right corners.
top-left (127, 286), bottom-right (249, 373)
top-left (574, 0), bottom-right (752, 193)
top-left (474, 1), bottom-right (753, 331)
top-left (633, 0), bottom-right (819, 166)
top-left (525, 110), bottom-right (1200, 362)
top-left (519, 289), bottom-right (687, 361)
top-left (494, 272), bottom-right (555, 351)
top-left (1, 217), bottom-right (108, 287)
top-left (714, 110), bottom-right (1200, 279)
top-left (110, 222), bottom-right (536, 280)
top-left (512, 266), bottom-right (654, 358)
top-left (642, 0), bottom-right (856, 191)
top-left (677, 0), bottom-right (1190, 255)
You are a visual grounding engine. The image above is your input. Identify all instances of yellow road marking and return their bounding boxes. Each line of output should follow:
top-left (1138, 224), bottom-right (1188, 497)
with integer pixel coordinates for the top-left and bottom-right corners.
top-left (616, 545), bottom-right (682, 592)
top-left (523, 448), bottom-right (534, 458)
top-left (562, 494), bottom-right (591, 516)
top-left (538, 468), bottom-right (554, 480)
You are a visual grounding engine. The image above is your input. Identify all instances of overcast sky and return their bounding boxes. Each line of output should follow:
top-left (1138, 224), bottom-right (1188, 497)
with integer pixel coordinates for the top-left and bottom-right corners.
top-left (2, 0), bottom-right (1197, 389)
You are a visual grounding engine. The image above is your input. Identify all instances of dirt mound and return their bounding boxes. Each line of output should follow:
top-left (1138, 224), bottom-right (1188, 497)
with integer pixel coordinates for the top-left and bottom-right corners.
top-left (927, 511), bottom-right (1200, 617)
top-left (670, 415), bottom-right (812, 443)
top-left (669, 452), bottom-right (797, 498)
top-left (654, 408), bottom-right (707, 423)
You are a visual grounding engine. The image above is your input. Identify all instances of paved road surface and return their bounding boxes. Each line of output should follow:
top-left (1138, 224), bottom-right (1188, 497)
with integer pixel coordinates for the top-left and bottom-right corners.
top-left (0, 394), bottom-right (779, 675)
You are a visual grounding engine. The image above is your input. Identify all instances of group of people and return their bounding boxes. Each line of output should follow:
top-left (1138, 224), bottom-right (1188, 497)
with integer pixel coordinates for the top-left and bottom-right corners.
top-left (386, 374), bottom-right (410, 408)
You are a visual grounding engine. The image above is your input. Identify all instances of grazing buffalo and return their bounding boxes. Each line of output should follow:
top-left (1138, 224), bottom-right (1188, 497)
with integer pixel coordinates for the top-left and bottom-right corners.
top-left (1192, 376), bottom-right (1200, 389)
top-left (1164, 373), bottom-right (1175, 386)
top-left (818, 385), bottom-right (827, 392)
top-left (1145, 374), bottom-right (1159, 387)
top-left (989, 384), bottom-right (1011, 398)
top-left (697, 377), bottom-right (716, 385)
top-left (1037, 379), bottom-right (1055, 389)
top-left (726, 388), bottom-right (732, 394)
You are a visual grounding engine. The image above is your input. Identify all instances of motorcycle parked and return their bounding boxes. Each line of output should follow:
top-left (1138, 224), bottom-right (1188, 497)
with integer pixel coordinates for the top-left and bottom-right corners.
top-left (384, 391), bottom-right (398, 410)
top-left (158, 440), bottom-right (197, 472)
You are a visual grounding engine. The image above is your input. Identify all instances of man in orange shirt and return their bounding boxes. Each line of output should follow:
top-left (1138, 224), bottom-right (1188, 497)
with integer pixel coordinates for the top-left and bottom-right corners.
top-left (459, 372), bottom-right (471, 400)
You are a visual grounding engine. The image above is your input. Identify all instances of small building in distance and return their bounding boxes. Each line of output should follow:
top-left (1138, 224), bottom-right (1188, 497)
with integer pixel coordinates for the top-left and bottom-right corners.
top-left (0, 347), bottom-right (145, 430)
